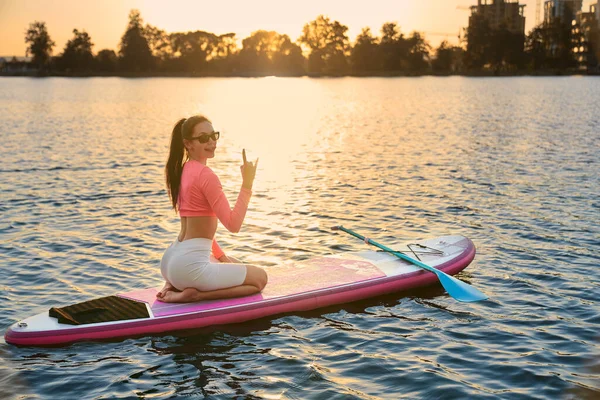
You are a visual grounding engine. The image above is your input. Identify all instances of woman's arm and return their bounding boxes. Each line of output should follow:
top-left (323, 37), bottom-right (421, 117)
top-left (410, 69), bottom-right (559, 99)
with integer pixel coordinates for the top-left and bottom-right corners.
top-left (202, 169), bottom-right (252, 233)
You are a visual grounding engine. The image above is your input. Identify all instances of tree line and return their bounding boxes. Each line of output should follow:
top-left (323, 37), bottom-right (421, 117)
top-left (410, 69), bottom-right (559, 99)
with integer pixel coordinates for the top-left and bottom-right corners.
top-left (13, 9), bottom-right (600, 77)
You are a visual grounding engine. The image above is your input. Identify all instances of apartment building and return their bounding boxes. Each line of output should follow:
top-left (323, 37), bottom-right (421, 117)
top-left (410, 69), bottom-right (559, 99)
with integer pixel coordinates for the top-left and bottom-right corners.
top-left (543, 0), bottom-right (583, 24)
top-left (468, 0), bottom-right (526, 34)
top-left (575, 1), bottom-right (600, 68)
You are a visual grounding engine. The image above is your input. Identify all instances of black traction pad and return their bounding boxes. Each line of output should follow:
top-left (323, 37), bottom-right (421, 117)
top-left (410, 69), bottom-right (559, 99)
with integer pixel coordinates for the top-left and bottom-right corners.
top-left (49, 295), bottom-right (149, 325)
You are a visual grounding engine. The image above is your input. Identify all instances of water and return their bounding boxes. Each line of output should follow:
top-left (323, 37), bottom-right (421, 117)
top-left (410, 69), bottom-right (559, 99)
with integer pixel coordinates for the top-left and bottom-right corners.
top-left (0, 76), bottom-right (598, 399)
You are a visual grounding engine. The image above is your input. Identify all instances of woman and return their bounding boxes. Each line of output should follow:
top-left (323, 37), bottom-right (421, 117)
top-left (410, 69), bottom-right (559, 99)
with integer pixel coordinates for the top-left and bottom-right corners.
top-left (158, 115), bottom-right (268, 303)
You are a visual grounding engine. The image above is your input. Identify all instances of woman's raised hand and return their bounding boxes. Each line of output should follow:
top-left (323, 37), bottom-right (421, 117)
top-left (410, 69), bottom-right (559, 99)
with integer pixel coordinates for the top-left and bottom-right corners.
top-left (241, 149), bottom-right (258, 189)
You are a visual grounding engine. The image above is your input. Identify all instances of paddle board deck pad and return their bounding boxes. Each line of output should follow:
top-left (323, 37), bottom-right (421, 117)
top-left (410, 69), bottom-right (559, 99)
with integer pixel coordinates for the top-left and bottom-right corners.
top-left (5, 235), bottom-right (476, 346)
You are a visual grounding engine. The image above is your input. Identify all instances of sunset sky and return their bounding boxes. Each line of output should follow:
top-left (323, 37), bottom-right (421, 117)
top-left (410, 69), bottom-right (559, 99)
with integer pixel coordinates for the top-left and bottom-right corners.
top-left (0, 0), bottom-right (597, 57)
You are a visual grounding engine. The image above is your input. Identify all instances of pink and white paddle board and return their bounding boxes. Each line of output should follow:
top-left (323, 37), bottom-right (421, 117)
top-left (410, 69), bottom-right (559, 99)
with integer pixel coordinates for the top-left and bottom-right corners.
top-left (5, 235), bottom-right (476, 346)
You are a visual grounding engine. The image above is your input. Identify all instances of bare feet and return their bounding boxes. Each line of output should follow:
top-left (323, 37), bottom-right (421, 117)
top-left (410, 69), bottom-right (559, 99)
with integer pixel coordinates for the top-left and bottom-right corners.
top-left (156, 282), bottom-right (179, 299)
top-left (161, 287), bottom-right (204, 303)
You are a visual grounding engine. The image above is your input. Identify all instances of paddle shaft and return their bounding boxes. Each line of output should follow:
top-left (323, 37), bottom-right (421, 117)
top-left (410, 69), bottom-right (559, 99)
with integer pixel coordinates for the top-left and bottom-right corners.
top-left (334, 226), bottom-right (440, 274)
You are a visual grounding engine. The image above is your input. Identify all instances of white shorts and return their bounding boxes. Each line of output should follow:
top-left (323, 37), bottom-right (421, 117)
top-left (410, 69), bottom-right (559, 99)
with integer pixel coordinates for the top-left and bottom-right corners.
top-left (160, 238), bottom-right (247, 292)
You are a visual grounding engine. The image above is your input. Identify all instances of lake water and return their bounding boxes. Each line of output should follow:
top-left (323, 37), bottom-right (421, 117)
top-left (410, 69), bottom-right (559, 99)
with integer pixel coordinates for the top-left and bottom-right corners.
top-left (0, 76), bottom-right (598, 399)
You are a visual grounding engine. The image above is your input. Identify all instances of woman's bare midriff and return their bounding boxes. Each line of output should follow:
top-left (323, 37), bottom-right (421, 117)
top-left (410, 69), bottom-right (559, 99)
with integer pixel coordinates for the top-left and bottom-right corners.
top-left (178, 216), bottom-right (218, 242)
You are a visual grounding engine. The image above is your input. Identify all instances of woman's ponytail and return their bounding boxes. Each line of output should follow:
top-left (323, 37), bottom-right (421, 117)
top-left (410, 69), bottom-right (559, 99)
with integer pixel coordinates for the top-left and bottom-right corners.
top-left (165, 118), bottom-right (187, 211)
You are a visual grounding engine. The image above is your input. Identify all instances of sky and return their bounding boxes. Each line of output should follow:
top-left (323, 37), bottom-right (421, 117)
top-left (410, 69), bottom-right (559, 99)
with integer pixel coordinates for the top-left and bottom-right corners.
top-left (0, 0), bottom-right (597, 57)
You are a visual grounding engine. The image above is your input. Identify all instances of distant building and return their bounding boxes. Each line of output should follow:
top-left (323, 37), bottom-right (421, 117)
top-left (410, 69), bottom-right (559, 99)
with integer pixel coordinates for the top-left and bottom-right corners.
top-left (579, 1), bottom-right (600, 30)
top-left (543, 0), bottom-right (583, 24)
top-left (0, 56), bottom-right (36, 75)
top-left (542, 1), bottom-right (600, 71)
top-left (575, 1), bottom-right (600, 70)
top-left (468, 0), bottom-right (526, 35)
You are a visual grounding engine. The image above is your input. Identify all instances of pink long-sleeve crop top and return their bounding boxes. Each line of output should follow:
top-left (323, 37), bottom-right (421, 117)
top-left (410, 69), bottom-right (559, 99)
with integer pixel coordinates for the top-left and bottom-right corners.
top-left (178, 160), bottom-right (252, 233)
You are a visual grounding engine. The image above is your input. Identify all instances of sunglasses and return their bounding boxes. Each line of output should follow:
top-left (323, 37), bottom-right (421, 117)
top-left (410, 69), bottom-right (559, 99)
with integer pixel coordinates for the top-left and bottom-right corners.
top-left (190, 131), bottom-right (220, 144)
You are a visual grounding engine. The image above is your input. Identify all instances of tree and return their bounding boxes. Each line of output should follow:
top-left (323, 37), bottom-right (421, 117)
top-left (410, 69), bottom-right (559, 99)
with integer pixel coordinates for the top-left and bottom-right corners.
top-left (380, 22), bottom-right (402, 44)
top-left (169, 30), bottom-right (219, 73)
top-left (209, 33), bottom-right (239, 74)
top-left (431, 41), bottom-right (464, 74)
top-left (238, 30), bottom-right (304, 75)
top-left (144, 24), bottom-right (172, 64)
top-left (24, 21), bottom-right (55, 70)
top-left (525, 25), bottom-right (549, 70)
top-left (118, 10), bottom-right (154, 72)
top-left (95, 49), bottom-right (118, 72)
top-left (238, 30), bottom-right (276, 73)
top-left (350, 28), bottom-right (379, 73)
top-left (271, 34), bottom-right (304, 75)
top-left (57, 29), bottom-right (94, 72)
top-left (490, 26), bottom-right (525, 72)
top-left (299, 15), bottom-right (350, 74)
top-left (525, 21), bottom-right (578, 71)
top-left (405, 31), bottom-right (431, 73)
top-left (212, 33), bottom-right (238, 60)
top-left (378, 22), bottom-right (408, 72)
top-left (465, 15), bottom-right (525, 73)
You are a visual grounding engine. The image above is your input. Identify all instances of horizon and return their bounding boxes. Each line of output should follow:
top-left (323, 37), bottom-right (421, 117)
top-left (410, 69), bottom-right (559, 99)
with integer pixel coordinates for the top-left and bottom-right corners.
top-left (2, 0), bottom-right (596, 58)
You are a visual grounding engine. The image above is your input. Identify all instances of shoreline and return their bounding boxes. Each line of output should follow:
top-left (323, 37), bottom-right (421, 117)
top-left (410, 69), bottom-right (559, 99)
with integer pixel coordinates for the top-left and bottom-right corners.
top-left (1, 70), bottom-right (599, 78)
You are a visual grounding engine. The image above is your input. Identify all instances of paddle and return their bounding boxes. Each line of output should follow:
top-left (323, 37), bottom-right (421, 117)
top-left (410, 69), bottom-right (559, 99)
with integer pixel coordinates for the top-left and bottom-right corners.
top-left (331, 225), bottom-right (488, 302)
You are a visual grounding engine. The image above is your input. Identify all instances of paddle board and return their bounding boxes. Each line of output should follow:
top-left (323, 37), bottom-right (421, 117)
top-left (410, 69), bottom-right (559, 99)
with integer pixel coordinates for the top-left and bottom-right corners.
top-left (5, 235), bottom-right (476, 346)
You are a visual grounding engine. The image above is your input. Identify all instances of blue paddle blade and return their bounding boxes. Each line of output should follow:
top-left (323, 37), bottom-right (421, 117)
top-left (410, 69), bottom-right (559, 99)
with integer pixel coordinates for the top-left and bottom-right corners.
top-left (435, 271), bottom-right (488, 302)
